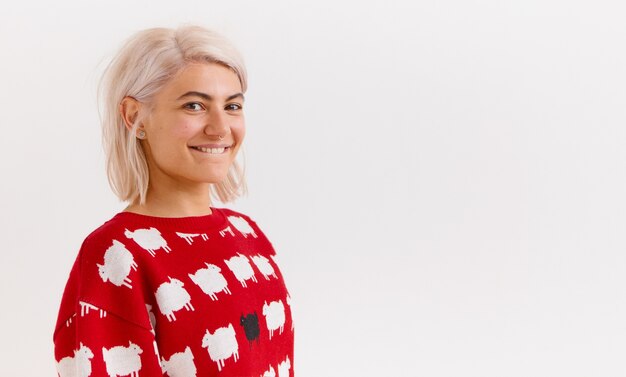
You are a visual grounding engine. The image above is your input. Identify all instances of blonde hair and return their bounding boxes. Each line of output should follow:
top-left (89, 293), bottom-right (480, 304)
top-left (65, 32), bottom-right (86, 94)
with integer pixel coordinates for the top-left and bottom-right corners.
top-left (100, 25), bottom-right (248, 205)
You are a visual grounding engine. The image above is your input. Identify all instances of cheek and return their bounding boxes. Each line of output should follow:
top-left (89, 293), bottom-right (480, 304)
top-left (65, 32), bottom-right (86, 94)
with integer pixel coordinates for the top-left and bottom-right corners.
top-left (232, 120), bottom-right (246, 141)
top-left (160, 126), bottom-right (202, 155)
top-left (171, 121), bottom-right (201, 139)
top-left (148, 111), bottom-right (198, 138)
top-left (149, 121), bottom-right (199, 158)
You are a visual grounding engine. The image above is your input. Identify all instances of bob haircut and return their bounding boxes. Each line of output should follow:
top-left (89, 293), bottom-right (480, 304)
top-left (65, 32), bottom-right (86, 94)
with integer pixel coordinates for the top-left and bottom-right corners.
top-left (100, 25), bottom-right (248, 205)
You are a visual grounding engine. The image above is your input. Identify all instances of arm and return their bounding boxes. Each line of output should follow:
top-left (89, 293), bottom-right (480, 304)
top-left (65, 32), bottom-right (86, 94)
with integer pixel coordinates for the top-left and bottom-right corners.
top-left (54, 301), bottom-right (163, 377)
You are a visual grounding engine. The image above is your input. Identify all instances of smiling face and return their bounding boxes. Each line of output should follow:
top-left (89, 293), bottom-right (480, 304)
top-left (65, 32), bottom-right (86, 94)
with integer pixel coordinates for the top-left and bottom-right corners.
top-left (137, 62), bottom-right (245, 191)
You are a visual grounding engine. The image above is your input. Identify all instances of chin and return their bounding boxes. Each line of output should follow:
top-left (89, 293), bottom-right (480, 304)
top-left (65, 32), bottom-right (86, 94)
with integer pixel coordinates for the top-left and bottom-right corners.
top-left (201, 172), bottom-right (230, 184)
top-left (187, 164), bottom-right (233, 184)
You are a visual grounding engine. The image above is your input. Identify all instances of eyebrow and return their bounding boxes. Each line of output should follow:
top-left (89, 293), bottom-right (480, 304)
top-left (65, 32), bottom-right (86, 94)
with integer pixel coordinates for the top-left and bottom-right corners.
top-left (176, 91), bottom-right (245, 102)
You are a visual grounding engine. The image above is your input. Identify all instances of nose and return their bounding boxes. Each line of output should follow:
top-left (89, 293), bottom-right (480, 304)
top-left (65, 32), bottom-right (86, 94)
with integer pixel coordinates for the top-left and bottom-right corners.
top-left (203, 109), bottom-right (230, 139)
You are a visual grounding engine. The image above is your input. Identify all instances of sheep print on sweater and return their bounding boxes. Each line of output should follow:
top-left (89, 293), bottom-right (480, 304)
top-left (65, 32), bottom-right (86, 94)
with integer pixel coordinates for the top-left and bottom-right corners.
top-left (53, 208), bottom-right (294, 377)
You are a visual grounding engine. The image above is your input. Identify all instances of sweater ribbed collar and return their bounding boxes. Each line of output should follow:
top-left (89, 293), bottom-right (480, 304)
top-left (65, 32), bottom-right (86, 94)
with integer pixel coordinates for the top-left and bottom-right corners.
top-left (111, 207), bottom-right (228, 232)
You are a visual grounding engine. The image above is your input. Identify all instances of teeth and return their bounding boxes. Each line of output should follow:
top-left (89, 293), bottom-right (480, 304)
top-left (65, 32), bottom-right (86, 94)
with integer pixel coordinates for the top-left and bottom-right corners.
top-left (195, 146), bottom-right (226, 154)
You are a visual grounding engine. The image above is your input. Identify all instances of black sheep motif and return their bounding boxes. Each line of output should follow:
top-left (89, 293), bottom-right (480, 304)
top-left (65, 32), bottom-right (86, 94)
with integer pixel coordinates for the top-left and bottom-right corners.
top-left (240, 312), bottom-right (260, 348)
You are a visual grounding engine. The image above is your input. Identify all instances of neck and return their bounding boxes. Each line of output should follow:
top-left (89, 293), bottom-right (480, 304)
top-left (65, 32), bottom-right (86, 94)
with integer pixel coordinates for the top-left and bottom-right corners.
top-left (125, 181), bottom-right (214, 218)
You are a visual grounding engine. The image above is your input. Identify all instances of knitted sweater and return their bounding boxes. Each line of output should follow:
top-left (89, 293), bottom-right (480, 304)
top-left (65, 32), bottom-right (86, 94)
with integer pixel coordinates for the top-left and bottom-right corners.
top-left (53, 208), bottom-right (294, 377)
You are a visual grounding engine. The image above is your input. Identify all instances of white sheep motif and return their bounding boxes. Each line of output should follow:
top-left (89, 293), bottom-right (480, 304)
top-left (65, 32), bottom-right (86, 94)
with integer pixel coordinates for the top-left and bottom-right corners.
top-left (251, 254), bottom-right (277, 280)
top-left (263, 299), bottom-right (286, 339)
top-left (176, 232), bottom-right (208, 245)
top-left (56, 343), bottom-right (94, 377)
top-left (141, 304), bottom-right (159, 366)
top-left (219, 225), bottom-right (235, 237)
top-left (260, 365), bottom-right (276, 377)
top-left (227, 215), bottom-right (258, 238)
top-left (80, 301), bottom-right (107, 318)
top-left (155, 277), bottom-right (194, 322)
top-left (277, 356), bottom-right (291, 377)
top-left (286, 294), bottom-right (294, 331)
top-left (201, 323), bottom-right (239, 372)
top-left (145, 303), bottom-right (161, 367)
top-left (146, 304), bottom-right (157, 333)
top-left (145, 303), bottom-right (161, 360)
top-left (188, 263), bottom-right (231, 301)
top-left (102, 341), bottom-right (143, 377)
top-left (65, 314), bottom-right (76, 327)
top-left (125, 227), bottom-right (171, 257)
top-left (161, 346), bottom-right (197, 377)
top-left (270, 254), bottom-right (280, 268)
top-left (97, 239), bottom-right (137, 289)
top-left (224, 253), bottom-right (258, 288)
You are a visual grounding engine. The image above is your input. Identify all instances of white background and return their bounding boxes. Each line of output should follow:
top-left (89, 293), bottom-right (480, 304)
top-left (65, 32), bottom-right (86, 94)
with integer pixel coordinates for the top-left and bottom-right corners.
top-left (1, 0), bottom-right (625, 375)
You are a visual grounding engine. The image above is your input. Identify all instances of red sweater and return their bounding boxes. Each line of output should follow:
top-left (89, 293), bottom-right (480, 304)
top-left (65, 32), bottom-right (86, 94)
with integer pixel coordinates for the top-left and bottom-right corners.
top-left (53, 208), bottom-right (294, 377)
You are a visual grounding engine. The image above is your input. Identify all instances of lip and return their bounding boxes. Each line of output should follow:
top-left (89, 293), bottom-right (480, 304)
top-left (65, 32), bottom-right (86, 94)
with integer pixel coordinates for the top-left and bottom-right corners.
top-left (189, 143), bottom-right (232, 148)
top-left (189, 144), bottom-right (232, 155)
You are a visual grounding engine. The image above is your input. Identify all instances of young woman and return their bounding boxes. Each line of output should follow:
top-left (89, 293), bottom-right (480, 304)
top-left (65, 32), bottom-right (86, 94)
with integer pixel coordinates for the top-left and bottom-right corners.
top-left (53, 26), bottom-right (294, 377)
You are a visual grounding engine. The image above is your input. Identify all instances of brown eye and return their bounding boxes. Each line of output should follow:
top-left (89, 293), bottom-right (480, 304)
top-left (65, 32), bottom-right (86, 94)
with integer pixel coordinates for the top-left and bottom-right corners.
top-left (225, 103), bottom-right (242, 111)
top-left (184, 102), bottom-right (204, 111)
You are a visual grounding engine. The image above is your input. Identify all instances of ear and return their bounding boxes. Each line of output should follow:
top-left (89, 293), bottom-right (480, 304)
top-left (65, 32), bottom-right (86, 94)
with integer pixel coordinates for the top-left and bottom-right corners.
top-left (119, 96), bottom-right (143, 133)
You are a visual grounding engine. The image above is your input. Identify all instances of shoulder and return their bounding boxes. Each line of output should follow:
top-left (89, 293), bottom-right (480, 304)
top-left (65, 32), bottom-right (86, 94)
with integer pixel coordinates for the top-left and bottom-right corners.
top-left (68, 214), bottom-right (126, 267)
top-left (216, 207), bottom-right (255, 221)
top-left (76, 214), bottom-right (143, 282)
top-left (80, 212), bottom-right (131, 249)
top-left (216, 207), bottom-right (263, 230)
top-left (216, 207), bottom-right (277, 253)
top-left (61, 213), bottom-right (152, 330)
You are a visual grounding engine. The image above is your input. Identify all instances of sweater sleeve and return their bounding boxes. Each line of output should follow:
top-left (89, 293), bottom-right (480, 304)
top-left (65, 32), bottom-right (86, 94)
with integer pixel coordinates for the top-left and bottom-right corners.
top-left (53, 301), bottom-right (164, 376)
top-left (53, 230), bottom-right (163, 376)
top-left (230, 210), bottom-right (278, 256)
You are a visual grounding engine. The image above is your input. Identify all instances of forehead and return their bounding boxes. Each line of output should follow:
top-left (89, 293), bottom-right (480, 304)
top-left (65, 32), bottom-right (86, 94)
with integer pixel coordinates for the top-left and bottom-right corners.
top-left (159, 62), bottom-right (242, 98)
